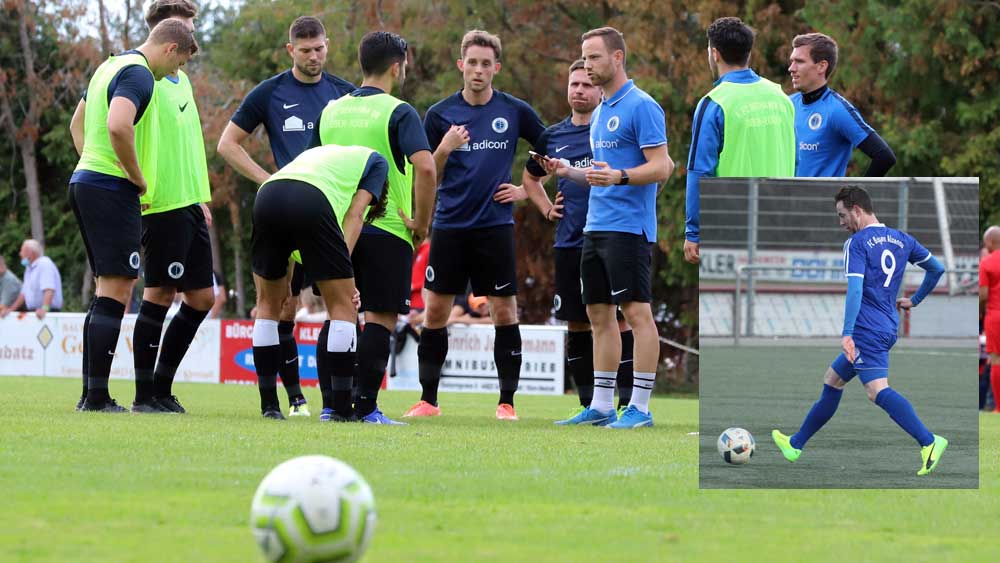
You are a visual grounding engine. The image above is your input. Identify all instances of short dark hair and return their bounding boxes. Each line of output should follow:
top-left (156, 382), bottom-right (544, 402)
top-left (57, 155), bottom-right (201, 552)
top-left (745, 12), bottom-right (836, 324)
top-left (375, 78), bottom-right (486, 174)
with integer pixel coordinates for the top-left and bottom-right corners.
top-left (359, 31), bottom-right (408, 76)
top-left (289, 16), bottom-right (325, 43)
top-left (149, 18), bottom-right (198, 55)
top-left (145, 0), bottom-right (198, 29)
top-left (835, 185), bottom-right (874, 214)
top-left (581, 26), bottom-right (627, 64)
top-left (461, 30), bottom-right (501, 60)
top-left (793, 32), bottom-right (838, 79)
top-left (569, 59), bottom-right (585, 73)
top-left (707, 17), bottom-right (754, 66)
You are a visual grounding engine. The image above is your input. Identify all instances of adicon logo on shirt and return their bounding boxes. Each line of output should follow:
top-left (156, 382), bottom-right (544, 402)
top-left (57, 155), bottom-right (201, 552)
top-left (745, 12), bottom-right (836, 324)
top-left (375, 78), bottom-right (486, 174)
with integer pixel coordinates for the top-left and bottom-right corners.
top-left (283, 115), bottom-right (305, 132)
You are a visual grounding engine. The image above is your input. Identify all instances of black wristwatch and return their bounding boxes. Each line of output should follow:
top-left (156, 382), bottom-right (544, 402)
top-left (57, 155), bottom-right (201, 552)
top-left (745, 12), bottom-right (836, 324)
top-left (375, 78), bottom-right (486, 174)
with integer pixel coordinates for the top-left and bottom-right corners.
top-left (617, 169), bottom-right (630, 185)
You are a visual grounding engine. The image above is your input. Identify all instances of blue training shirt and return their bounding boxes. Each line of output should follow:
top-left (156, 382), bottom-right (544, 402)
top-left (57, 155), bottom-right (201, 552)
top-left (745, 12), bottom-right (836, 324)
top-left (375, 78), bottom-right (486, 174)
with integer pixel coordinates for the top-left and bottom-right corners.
top-left (792, 86), bottom-right (874, 177)
top-left (685, 68), bottom-right (762, 243)
top-left (525, 116), bottom-right (592, 248)
top-left (844, 223), bottom-right (932, 334)
top-left (230, 70), bottom-right (356, 168)
top-left (588, 80), bottom-right (667, 243)
top-left (423, 89), bottom-right (545, 230)
top-left (71, 49), bottom-right (155, 191)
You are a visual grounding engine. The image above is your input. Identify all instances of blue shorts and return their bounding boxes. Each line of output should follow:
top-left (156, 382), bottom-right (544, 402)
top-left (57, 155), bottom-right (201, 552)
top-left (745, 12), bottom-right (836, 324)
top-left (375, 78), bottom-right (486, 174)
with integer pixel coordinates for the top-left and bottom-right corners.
top-left (830, 329), bottom-right (897, 384)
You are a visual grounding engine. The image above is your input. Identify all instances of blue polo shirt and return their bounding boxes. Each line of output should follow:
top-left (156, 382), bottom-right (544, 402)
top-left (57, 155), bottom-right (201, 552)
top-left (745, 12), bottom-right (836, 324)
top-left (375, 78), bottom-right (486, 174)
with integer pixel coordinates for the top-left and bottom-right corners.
top-left (525, 116), bottom-right (592, 248)
top-left (230, 70), bottom-right (356, 168)
top-left (423, 90), bottom-right (545, 230)
top-left (587, 80), bottom-right (667, 243)
top-left (792, 86), bottom-right (875, 177)
top-left (685, 68), bottom-right (762, 243)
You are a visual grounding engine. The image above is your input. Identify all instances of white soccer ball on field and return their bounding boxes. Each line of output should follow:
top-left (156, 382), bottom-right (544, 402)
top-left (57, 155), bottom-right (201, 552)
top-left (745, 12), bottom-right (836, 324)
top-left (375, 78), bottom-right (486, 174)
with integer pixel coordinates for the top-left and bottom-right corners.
top-left (250, 455), bottom-right (376, 563)
top-left (717, 427), bottom-right (755, 465)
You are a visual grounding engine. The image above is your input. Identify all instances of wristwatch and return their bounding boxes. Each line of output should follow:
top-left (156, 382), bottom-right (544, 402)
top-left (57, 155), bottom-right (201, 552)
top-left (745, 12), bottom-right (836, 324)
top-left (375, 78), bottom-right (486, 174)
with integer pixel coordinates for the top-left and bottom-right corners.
top-left (617, 169), bottom-right (630, 185)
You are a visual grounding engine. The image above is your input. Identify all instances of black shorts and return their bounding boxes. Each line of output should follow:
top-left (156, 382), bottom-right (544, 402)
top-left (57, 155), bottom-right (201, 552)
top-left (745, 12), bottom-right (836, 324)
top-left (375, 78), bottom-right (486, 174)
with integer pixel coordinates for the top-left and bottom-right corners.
top-left (142, 204), bottom-right (214, 291)
top-left (581, 231), bottom-right (652, 305)
top-left (69, 183), bottom-right (141, 278)
top-left (251, 179), bottom-right (353, 282)
top-left (554, 246), bottom-right (588, 323)
top-left (353, 232), bottom-right (412, 314)
top-left (425, 225), bottom-right (517, 297)
top-left (290, 262), bottom-right (307, 297)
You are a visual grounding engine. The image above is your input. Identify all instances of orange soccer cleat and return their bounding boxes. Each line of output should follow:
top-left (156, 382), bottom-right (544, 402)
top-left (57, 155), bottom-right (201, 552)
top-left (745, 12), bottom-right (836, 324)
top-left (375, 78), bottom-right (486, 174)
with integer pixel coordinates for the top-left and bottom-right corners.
top-left (402, 400), bottom-right (441, 418)
top-left (496, 403), bottom-right (519, 421)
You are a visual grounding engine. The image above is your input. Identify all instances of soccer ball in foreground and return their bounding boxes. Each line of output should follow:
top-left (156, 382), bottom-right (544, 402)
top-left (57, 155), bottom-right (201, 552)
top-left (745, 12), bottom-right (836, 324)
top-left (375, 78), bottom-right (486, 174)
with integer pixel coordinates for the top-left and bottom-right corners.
top-left (717, 427), bottom-right (755, 465)
top-left (250, 455), bottom-right (376, 563)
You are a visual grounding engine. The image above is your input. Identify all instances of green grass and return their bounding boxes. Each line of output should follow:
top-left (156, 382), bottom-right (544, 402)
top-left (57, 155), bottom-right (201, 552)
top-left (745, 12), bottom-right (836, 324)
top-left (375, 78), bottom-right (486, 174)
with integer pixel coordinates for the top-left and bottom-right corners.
top-left (700, 346), bottom-right (979, 488)
top-left (1, 377), bottom-right (998, 562)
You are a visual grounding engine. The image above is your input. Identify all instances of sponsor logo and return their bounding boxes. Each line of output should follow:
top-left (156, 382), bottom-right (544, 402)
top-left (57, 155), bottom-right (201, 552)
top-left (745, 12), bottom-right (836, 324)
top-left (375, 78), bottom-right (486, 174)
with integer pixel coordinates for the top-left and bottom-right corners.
top-left (128, 252), bottom-right (140, 270)
top-left (225, 323), bottom-right (254, 339)
top-left (455, 139), bottom-right (510, 152)
top-left (425, 265), bottom-right (435, 282)
top-left (553, 294), bottom-right (562, 311)
top-left (283, 103), bottom-right (300, 109)
top-left (807, 112), bottom-right (823, 130)
top-left (491, 117), bottom-right (509, 133)
top-left (178, 102), bottom-right (188, 112)
top-left (573, 156), bottom-right (593, 169)
top-left (282, 115), bottom-right (305, 132)
top-left (799, 141), bottom-right (819, 151)
top-left (168, 261), bottom-right (185, 279)
top-left (555, 145), bottom-right (570, 153)
top-left (606, 115), bottom-right (620, 132)
top-left (611, 288), bottom-right (628, 296)
top-left (593, 139), bottom-right (619, 149)
top-left (494, 282), bottom-right (511, 291)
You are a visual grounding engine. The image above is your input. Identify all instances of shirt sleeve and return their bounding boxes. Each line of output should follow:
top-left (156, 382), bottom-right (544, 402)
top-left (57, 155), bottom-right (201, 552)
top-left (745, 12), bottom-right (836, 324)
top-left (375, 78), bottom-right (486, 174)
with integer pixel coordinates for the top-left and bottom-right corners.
top-left (358, 152), bottom-right (389, 201)
top-left (517, 100), bottom-right (546, 147)
top-left (37, 259), bottom-right (60, 292)
top-left (832, 97), bottom-right (875, 148)
top-left (685, 97), bottom-right (724, 243)
top-left (524, 128), bottom-right (551, 177)
top-left (394, 104), bottom-right (432, 156)
top-left (907, 237), bottom-right (932, 265)
top-left (423, 107), bottom-right (445, 153)
top-left (109, 65), bottom-right (155, 123)
top-left (230, 80), bottom-right (272, 134)
top-left (634, 98), bottom-right (668, 148)
top-left (844, 237), bottom-right (866, 278)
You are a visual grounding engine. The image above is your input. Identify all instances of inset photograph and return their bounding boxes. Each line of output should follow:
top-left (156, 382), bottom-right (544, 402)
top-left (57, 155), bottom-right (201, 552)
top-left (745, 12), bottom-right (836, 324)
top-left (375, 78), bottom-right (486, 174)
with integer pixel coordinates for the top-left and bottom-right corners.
top-left (698, 178), bottom-right (979, 488)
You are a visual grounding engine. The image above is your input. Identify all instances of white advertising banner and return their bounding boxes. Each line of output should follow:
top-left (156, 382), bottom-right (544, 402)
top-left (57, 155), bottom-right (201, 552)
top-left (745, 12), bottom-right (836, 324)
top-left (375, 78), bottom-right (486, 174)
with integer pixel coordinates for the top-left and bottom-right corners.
top-left (388, 324), bottom-right (565, 395)
top-left (0, 312), bottom-right (220, 384)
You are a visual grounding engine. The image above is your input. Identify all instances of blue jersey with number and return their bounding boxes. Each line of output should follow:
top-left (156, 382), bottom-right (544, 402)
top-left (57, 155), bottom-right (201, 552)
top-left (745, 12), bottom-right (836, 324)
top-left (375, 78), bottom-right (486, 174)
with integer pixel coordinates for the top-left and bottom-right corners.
top-left (844, 224), bottom-right (932, 334)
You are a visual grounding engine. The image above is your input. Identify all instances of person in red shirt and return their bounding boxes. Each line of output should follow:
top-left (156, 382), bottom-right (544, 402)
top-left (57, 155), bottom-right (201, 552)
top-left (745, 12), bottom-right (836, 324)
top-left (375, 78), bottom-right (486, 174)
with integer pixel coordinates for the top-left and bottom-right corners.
top-left (979, 226), bottom-right (1000, 413)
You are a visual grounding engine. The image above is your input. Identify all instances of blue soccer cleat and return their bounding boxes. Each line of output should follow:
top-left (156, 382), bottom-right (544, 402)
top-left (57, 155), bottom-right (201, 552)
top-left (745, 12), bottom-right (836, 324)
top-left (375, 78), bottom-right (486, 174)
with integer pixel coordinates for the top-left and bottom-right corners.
top-left (319, 408), bottom-right (334, 422)
top-left (554, 406), bottom-right (618, 426)
top-left (607, 405), bottom-right (654, 429)
top-left (360, 407), bottom-right (407, 425)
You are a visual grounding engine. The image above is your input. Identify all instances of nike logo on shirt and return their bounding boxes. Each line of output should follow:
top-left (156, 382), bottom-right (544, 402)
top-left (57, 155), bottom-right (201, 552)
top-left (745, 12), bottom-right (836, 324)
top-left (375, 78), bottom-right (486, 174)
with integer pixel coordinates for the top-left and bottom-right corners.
top-left (555, 145), bottom-right (570, 153)
top-left (283, 103), bottom-right (300, 109)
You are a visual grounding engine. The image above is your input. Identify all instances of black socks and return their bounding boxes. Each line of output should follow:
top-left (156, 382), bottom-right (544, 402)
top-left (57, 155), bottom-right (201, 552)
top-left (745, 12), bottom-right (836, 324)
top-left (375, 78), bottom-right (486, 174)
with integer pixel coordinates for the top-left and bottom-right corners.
top-left (417, 327), bottom-right (448, 406)
top-left (154, 302), bottom-right (208, 397)
top-left (567, 330), bottom-right (594, 407)
top-left (278, 320), bottom-right (303, 400)
top-left (494, 323), bottom-right (522, 406)
top-left (133, 300), bottom-right (169, 402)
top-left (355, 323), bottom-right (391, 417)
top-left (617, 329), bottom-right (634, 409)
top-left (85, 297), bottom-right (126, 405)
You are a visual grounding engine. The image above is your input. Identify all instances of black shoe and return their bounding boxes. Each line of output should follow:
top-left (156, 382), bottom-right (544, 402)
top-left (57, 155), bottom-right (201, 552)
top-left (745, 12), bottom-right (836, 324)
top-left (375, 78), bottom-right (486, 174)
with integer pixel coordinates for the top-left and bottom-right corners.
top-left (155, 395), bottom-right (187, 414)
top-left (75, 395), bottom-right (85, 411)
top-left (80, 398), bottom-right (128, 413)
top-left (131, 399), bottom-right (170, 413)
top-left (262, 409), bottom-right (286, 420)
top-left (327, 411), bottom-right (358, 423)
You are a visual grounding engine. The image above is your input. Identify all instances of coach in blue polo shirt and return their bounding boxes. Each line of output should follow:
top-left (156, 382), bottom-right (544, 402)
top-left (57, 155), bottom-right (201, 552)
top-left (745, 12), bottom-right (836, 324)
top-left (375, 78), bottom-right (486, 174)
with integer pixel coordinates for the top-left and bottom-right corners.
top-left (545, 27), bottom-right (673, 429)
top-left (789, 33), bottom-right (896, 177)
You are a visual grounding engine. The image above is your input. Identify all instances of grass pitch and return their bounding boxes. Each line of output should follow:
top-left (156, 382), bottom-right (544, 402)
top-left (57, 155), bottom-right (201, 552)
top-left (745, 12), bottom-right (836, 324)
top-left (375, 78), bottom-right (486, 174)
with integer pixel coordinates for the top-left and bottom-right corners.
top-left (1, 376), bottom-right (998, 562)
top-left (700, 346), bottom-right (979, 489)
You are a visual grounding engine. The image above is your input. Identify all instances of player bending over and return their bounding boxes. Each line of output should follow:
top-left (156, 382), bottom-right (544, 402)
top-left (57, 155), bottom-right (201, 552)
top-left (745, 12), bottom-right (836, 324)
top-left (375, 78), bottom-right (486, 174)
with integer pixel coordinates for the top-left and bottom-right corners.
top-left (772, 185), bottom-right (948, 475)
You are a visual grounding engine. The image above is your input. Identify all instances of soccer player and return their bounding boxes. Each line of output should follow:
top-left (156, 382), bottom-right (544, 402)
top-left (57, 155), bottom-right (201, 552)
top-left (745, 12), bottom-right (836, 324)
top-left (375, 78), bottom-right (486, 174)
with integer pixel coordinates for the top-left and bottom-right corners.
top-left (311, 30), bottom-right (436, 424)
top-left (683, 16), bottom-right (795, 265)
top-left (789, 33), bottom-right (896, 177)
top-left (979, 226), bottom-right (1000, 413)
top-left (128, 0), bottom-right (214, 414)
top-left (542, 26), bottom-right (672, 428)
top-left (218, 16), bottom-right (356, 416)
top-left (772, 186), bottom-right (949, 475)
top-left (67, 19), bottom-right (198, 412)
top-left (251, 144), bottom-right (388, 420)
top-left (403, 30), bottom-right (545, 420)
top-left (501, 60), bottom-right (635, 416)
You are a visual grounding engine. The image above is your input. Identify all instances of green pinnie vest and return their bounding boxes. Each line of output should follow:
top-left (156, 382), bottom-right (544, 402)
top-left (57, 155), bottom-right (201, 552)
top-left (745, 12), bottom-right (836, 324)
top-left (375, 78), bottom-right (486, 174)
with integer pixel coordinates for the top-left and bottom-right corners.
top-left (706, 77), bottom-right (796, 177)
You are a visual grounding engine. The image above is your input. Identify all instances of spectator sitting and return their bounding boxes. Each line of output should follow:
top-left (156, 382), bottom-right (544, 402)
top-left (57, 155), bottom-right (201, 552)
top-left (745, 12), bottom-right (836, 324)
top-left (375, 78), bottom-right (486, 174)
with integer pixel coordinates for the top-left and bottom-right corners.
top-left (0, 255), bottom-right (23, 309)
top-left (448, 291), bottom-right (492, 325)
top-left (0, 239), bottom-right (62, 320)
top-left (295, 287), bottom-right (327, 323)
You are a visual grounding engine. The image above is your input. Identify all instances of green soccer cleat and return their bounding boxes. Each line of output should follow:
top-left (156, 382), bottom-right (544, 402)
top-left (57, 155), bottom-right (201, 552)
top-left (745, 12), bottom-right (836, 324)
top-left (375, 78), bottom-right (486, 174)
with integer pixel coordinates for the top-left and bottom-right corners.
top-left (917, 434), bottom-right (948, 476)
top-left (772, 429), bottom-right (801, 463)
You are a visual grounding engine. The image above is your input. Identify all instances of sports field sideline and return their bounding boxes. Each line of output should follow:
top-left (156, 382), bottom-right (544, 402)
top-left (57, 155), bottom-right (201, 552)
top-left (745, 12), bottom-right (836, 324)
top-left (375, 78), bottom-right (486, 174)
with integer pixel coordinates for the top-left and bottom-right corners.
top-left (1, 377), bottom-right (997, 562)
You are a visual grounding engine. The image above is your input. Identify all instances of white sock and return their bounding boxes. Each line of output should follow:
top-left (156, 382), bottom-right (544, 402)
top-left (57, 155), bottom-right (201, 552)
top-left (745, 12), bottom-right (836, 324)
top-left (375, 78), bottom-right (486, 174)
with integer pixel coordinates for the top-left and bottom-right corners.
top-left (628, 371), bottom-right (655, 414)
top-left (252, 319), bottom-right (279, 346)
top-left (590, 371), bottom-right (616, 413)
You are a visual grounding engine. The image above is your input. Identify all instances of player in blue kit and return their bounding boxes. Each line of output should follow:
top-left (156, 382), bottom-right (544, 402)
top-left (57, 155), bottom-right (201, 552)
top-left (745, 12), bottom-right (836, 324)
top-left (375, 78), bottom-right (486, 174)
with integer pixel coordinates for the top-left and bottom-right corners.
top-left (498, 60), bottom-right (636, 417)
top-left (772, 186), bottom-right (948, 476)
top-left (788, 33), bottom-right (896, 177)
top-left (402, 30), bottom-right (545, 421)
top-left (218, 16), bottom-right (355, 417)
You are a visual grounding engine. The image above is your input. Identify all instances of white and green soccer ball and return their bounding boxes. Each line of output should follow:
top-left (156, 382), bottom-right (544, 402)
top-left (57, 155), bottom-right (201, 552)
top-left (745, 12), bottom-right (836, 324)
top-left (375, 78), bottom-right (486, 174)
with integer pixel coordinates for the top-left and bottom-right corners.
top-left (250, 455), bottom-right (376, 563)
top-left (717, 427), bottom-right (755, 465)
